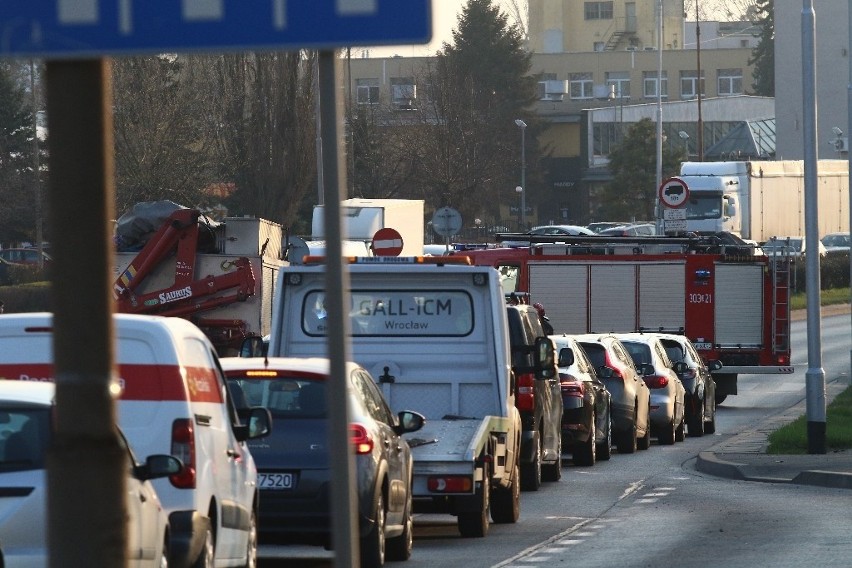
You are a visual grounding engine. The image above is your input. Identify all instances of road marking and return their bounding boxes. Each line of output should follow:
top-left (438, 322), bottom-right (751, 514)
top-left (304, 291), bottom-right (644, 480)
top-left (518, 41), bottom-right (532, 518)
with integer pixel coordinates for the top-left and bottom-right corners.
top-left (618, 479), bottom-right (645, 501)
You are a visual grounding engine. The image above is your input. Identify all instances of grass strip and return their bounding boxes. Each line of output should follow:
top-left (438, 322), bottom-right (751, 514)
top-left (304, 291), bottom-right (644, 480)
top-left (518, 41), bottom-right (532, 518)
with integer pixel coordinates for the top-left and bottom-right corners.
top-left (767, 384), bottom-right (852, 454)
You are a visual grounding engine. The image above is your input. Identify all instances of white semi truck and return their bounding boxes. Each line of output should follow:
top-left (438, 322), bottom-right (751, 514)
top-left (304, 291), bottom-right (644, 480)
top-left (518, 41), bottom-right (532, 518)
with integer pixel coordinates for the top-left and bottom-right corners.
top-left (679, 160), bottom-right (849, 241)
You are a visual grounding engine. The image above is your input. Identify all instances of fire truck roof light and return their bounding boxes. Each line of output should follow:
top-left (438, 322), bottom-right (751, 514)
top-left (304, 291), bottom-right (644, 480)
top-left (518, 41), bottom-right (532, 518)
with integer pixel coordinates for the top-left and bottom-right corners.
top-left (303, 256), bottom-right (472, 266)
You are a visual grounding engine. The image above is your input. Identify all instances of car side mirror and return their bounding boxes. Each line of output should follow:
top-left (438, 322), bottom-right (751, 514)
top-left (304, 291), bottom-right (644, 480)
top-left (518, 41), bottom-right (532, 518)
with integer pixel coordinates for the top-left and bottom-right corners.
top-left (707, 359), bottom-right (723, 371)
top-left (534, 337), bottom-right (556, 379)
top-left (638, 363), bottom-right (655, 376)
top-left (235, 407), bottom-right (273, 442)
top-left (597, 366), bottom-right (614, 379)
top-left (672, 361), bottom-right (688, 374)
top-left (395, 410), bottom-right (426, 435)
top-left (240, 336), bottom-right (267, 358)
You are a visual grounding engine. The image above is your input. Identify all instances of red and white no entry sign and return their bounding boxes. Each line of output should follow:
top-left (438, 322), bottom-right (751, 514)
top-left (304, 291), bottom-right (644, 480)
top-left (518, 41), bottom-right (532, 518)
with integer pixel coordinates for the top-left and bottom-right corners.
top-left (371, 227), bottom-right (404, 256)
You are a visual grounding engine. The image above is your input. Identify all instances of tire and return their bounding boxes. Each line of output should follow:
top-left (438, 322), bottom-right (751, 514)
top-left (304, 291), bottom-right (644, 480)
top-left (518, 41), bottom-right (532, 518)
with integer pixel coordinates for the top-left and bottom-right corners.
top-left (688, 404), bottom-right (705, 437)
top-left (458, 464), bottom-right (490, 538)
top-left (675, 418), bottom-right (685, 442)
top-left (715, 393), bottom-right (728, 405)
top-left (705, 400), bottom-right (717, 434)
top-left (573, 416), bottom-right (596, 467)
top-left (616, 406), bottom-right (638, 454)
top-left (385, 487), bottom-right (413, 561)
top-left (597, 413), bottom-right (612, 461)
top-left (542, 437), bottom-right (562, 482)
top-left (360, 491), bottom-right (386, 566)
top-left (520, 434), bottom-right (542, 492)
top-left (636, 417), bottom-right (651, 451)
top-left (491, 463), bottom-right (520, 524)
top-left (191, 523), bottom-right (214, 568)
top-left (159, 534), bottom-right (169, 568)
top-left (240, 509), bottom-right (257, 568)
top-left (659, 419), bottom-right (676, 445)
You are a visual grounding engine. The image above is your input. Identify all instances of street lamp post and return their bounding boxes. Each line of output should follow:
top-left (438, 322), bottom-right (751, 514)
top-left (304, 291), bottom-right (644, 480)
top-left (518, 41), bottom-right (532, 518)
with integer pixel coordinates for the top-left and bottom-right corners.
top-left (515, 186), bottom-right (523, 229)
top-left (678, 130), bottom-right (690, 159)
top-left (514, 119), bottom-right (527, 230)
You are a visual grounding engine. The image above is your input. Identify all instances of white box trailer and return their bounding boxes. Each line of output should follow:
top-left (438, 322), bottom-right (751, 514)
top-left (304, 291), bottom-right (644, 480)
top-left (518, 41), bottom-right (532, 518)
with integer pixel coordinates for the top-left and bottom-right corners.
top-left (679, 160), bottom-right (849, 241)
top-left (311, 198), bottom-right (424, 256)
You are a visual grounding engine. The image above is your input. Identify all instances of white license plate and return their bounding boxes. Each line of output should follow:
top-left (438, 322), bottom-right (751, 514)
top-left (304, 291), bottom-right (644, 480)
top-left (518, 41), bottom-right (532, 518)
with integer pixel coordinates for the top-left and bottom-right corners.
top-left (694, 342), bottom-right (712, 350)
top-left (258, 472), bottom-right (296, 490)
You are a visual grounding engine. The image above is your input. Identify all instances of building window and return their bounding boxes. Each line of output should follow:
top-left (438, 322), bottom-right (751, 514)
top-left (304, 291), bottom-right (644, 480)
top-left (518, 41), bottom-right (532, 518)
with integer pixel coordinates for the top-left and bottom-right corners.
top-left (356, 78), bottom-right (380, 105)
top-left (605, 71), bottom-right (630, 99)
top-left (585, 2), bottom-right (614, 20)
top-left (680, 70), bottom-right (705, 99)
top-left (643, 71), bottom-right (668, 98)
top-left (390, 77), bottom-right (416, 108)
top-left (570, 72), bottom-right (594, 99)
top-left (717, 68), bottom-right (743, 96)
top-left (593, 42), bottom-right (606, 52)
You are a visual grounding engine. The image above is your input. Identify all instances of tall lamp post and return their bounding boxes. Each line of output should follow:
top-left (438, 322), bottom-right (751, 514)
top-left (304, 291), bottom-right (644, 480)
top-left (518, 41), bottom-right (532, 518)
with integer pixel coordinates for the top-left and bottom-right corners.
top-left (678, 130), bottom-right (690, 159)
top-left (514, 119), bottom-right (527, 230)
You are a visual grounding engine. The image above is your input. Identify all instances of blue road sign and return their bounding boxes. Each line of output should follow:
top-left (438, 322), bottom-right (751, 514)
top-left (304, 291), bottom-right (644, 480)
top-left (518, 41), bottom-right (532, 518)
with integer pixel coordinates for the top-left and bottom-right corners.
top-left (0, 0), bottom-right (432, 58)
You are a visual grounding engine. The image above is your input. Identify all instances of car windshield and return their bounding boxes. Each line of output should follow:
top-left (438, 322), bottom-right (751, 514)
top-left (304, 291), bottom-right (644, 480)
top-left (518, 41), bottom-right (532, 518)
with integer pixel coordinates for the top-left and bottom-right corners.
top-left (0, 407), bottom-right (51, 472)
top-left (685, 195), bottom-right (722, 220)
top-left (822, 234), bottom-right (850, 247)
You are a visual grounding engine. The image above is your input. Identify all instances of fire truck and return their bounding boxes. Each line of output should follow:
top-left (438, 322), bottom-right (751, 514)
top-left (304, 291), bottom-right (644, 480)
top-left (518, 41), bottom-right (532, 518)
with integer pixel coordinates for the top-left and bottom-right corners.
top-left (453, 234), bottom-right (794, 404)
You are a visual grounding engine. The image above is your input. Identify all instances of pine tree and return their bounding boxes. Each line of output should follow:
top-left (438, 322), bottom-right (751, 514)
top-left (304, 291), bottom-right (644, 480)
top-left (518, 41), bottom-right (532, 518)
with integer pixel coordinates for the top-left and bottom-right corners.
top-left (748, 0), bottom-right (774, 96)
top-left (416, 0), bottom-right (539, 226)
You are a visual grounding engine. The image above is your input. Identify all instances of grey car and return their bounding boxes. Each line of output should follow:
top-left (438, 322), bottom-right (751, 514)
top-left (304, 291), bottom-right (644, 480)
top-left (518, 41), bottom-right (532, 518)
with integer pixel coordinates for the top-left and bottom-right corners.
top-left (616, 333), bottom-right (687, 445)
top-left (657, 333), bottom-right (721, 437)
top-left (221, 357), bottom-right (425, 566)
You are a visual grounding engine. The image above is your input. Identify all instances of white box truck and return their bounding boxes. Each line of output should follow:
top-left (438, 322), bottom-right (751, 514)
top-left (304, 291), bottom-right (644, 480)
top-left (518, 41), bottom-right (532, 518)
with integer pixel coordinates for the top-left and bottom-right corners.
top-left (679, 160), bottom-right (849, 241)
top-left (310, 198), bottom-right (424, 256)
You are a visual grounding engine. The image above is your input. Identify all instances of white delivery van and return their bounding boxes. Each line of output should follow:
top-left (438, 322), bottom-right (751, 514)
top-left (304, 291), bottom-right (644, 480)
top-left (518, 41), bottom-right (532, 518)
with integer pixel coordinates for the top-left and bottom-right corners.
top-left (0, 313), bottom-right (271, 568)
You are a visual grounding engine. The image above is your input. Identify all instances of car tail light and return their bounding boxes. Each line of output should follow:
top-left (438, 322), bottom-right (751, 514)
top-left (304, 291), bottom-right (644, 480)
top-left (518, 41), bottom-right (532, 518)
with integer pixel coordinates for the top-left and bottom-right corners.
top-left (516, 372), bottom-right (535, 412)
top-left (350, 424), bottom-right (374, 455)
top-left (560, 377), bottom-right (585, 398)
top-left (776, 354), bottom-right (790, 366)
top-left (170, 419), bottom-right (196, 489)
top-left (643, 375), bottom-right (669, 389)
top-left (427, 476), bottom-right (473, 493)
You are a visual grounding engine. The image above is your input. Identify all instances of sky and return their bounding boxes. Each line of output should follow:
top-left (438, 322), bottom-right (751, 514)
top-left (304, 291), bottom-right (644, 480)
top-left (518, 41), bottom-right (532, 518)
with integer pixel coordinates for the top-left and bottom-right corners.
top-left (362, 1), bottom-right (468, 58)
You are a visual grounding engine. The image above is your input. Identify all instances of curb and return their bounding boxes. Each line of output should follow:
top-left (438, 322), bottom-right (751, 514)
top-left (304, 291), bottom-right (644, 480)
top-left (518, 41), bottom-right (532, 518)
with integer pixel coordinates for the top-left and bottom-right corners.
top-left (793, 470), bottom-right (852, 490)
top-left (695, 451), bottom-right (745, 481)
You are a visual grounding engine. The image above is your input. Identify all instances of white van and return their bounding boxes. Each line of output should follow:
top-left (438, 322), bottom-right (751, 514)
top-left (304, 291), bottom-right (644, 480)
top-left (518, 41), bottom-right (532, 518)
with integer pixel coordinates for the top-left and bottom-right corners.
top-left (0, 313), bottom-right (271, 568)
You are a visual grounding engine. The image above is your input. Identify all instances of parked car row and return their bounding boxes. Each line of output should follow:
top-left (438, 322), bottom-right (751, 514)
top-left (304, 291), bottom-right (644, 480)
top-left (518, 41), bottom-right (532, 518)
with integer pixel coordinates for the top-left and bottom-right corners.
top-left (547, 330), bottom-right (721, 467)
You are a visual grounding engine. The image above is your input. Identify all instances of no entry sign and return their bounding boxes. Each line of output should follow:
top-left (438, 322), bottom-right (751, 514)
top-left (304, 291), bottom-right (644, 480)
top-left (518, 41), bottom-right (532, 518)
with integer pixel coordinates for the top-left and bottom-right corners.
top-left (371, 227), bottom-right (404, 257)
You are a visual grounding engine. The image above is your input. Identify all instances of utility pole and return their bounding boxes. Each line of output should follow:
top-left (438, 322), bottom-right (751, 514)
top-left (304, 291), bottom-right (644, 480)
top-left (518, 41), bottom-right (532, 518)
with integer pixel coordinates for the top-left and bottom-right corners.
top-left (696, 0), bottom-right (704, 161)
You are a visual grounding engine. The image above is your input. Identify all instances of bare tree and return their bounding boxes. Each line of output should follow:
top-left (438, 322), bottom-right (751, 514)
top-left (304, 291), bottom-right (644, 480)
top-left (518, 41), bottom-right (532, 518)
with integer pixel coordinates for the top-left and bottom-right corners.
top-left (692, 0), bottom-right (759, 21)
top-left (212, 52), bottom-right (317, 232)
top-left (112, 55), bottom-right (219, 216)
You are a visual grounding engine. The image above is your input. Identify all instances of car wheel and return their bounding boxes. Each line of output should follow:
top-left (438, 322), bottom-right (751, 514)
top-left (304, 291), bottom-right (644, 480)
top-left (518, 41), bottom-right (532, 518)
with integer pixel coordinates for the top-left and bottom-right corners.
top-left (542, 435), bottom-right (562, 482)
top-left (191, 523), bottom-right (214, 568)
top-left (597, 412), bottom-right (612, 461)
top-left (616, 407), bottom-right (638, 454)
top-left (491, 462), bottom-right (520, 524)
top-left (705, 399), bottom-right (717, 434)
top-left (715, 393), bottom-right (728, 405)
top-left (386, 487), bottom-right (413, 561)
top-left (688, 403), bottom-right (705, 437)
top-left (573, 416), bottom-right (596, 467)
top-left (240, 509), bottom-right (257, 568)
top-left (659, 419), bottom-right (676, 445)
top-left (675, 417), bottom-right (685, 442)
top-left (636, 414), bottom-right (651, 451)
top-left (520, 433), bottom-right (542, 491)
top-left (360, 491), bottom-right (386, 566)
top-left (458, 463), bottom-right (490, 537)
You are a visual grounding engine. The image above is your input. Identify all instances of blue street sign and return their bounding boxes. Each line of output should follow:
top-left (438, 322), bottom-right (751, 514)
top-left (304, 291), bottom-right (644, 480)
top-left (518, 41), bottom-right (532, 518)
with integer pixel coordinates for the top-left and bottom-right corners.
top-left (0, 0), bottom-right (432, 58)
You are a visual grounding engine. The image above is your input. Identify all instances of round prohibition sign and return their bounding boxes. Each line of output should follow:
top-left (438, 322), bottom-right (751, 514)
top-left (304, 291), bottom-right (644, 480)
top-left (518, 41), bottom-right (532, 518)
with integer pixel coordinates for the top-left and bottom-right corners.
top-left (371, 227), bottom-right (404, 256)
top-left (659, 177), bottom-right (690, 208)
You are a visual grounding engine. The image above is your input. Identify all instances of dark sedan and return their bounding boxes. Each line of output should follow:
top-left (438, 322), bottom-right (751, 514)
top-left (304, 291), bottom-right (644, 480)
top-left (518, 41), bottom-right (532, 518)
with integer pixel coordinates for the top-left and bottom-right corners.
top-left (221, 357), bottom-right (425, 566)
top-left (657, 333), bottom-right (721, 437)
top-left (550, 335), bottom-right (613, 466)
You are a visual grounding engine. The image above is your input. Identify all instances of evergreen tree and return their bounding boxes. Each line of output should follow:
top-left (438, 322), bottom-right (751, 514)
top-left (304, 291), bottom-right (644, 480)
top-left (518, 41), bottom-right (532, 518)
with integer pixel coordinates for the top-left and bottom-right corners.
top-left (748, 0), bottom-right (774, 96)
top-left (599, 119), bottom-right (682, 220)
top-left (416, 0), bottom-right (539, 226)
top-left (0, 61), bottom-right (36, 244)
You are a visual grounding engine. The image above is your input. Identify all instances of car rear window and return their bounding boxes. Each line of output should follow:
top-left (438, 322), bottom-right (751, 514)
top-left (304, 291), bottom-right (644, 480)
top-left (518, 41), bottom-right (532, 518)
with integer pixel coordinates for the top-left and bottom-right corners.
top-left (0, 407), bottom-right (51, 472)
top-left (228, 377), bottom-right (326, 418)
top-left (622, 342), bottom-right (652, 366)
top-left (578, 342), bottom-right (606, 369)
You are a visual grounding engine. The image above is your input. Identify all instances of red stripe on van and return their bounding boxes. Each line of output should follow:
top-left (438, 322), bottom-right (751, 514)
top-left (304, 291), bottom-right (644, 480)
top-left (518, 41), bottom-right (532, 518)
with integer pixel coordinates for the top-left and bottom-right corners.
top-left (0, 363), bottom-right (223, 403)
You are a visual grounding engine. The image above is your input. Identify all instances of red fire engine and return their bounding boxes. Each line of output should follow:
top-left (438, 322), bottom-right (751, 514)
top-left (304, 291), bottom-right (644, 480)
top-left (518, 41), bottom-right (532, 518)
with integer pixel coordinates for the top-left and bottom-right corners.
top-left (453, 235), bottom-right (794, 403)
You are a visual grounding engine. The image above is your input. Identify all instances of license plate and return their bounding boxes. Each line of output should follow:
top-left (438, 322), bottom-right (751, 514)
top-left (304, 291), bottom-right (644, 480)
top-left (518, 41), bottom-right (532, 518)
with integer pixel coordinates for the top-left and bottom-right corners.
top-left (694, 342), bottom-right (712, 350)
top-left (258, 472), bottom-right (297, 490)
